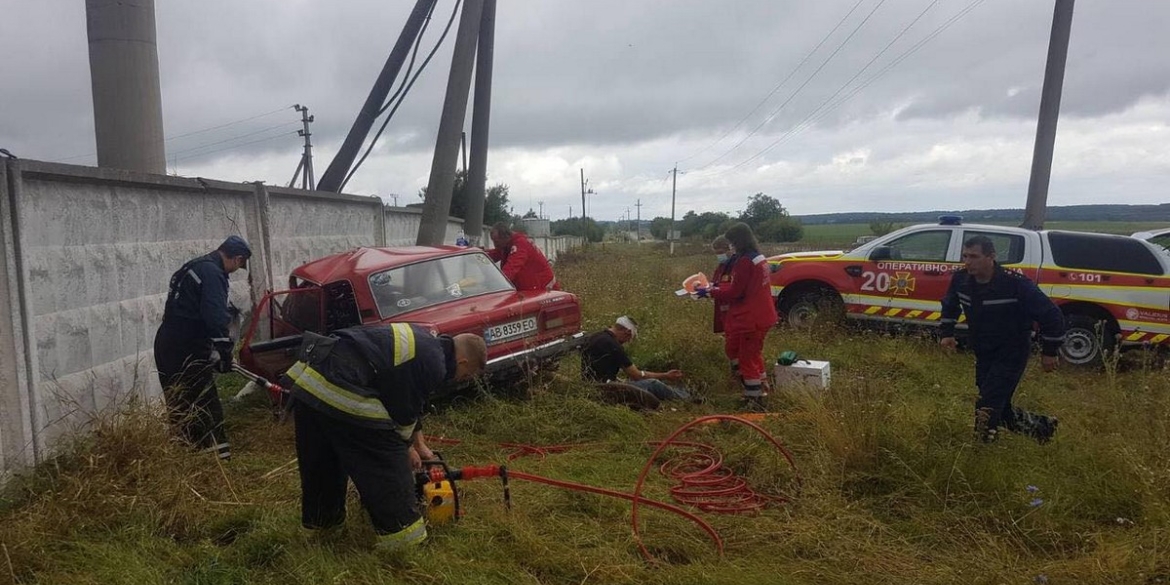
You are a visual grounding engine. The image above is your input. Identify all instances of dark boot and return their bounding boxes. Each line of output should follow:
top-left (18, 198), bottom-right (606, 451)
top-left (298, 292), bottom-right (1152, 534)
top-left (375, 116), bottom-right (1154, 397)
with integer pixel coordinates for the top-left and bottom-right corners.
top-left (1009, 408), bottom-right (1058, 445)
top-left (740, 395), bottom-right (768, 412)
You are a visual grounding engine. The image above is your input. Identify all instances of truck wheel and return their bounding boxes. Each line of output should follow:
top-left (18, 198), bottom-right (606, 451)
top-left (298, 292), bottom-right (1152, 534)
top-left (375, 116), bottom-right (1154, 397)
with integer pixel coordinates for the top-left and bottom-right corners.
top-left (1061, 314), bottom-right (1113, 366)
top-left (782, 290), bottom-right (843, 329)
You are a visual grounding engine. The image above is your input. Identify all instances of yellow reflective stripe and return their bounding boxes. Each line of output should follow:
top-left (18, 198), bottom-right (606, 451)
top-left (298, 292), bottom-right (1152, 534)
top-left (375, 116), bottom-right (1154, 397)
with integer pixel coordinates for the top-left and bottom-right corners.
top-left (925, 312), bottom-right (941, 321)
top-left (1126, 332), bottom-right (1145, 342)
top-left (376, 516), bottom-right (428, 550)
top-left (391, 323), bottom-right (416, 366)
top-left (287, 362), bottom-right (391, 421)
top-left (864, 306), bottom-right (882, 315)
top-left (884, 308), bottom-right (901, 317)
top-left (906, 310), bottom-right (923, 319)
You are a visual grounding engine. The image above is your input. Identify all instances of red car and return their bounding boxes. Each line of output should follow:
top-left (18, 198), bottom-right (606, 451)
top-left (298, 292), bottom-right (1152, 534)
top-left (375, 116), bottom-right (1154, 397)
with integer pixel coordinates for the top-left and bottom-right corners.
top-left (240, 245), bottom-right (585, 396)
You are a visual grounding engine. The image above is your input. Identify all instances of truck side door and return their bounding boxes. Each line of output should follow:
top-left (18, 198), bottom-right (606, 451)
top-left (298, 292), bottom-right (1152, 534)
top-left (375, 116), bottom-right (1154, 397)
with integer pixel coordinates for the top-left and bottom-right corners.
top-left (861, 228), bottom-right (955, 324)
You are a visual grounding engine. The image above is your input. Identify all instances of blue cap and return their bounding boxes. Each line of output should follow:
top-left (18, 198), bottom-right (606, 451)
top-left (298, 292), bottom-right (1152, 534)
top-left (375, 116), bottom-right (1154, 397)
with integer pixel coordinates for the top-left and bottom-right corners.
top-left (218, 235), bottom-right (252, 266)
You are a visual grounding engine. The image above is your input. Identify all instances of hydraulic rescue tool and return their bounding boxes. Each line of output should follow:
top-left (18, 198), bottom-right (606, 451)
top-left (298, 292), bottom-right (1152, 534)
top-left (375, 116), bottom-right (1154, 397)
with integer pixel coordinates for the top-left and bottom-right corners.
top-left (416, 457), bottom-right (510, 525)
top-left (231, 363), bottom-right (289, 406)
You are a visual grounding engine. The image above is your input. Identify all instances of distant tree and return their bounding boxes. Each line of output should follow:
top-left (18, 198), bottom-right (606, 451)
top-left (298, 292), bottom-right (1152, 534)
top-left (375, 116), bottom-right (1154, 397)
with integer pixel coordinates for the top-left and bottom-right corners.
top-left (680, 210), bottom-right (732, 238)
top-left (417, 169), bottom-right (511, 226)
top-left (649, 216), bottom-right (672, 239)
top-left (757, 216), bottom-right (804, 242)
top-left (738, 193), bottom-right (788, 230)
top-left (869, 220), bottom-right (899, 236)
top-left (551, 217), bottom-right (604, 242)
top-left (522, 208), bottom-right (538, 219)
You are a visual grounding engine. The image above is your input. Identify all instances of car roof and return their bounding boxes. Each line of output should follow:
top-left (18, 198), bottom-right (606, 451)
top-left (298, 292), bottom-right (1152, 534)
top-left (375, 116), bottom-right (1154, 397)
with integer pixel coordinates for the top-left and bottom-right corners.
top-left (292, 245), bottom-right (477, 283)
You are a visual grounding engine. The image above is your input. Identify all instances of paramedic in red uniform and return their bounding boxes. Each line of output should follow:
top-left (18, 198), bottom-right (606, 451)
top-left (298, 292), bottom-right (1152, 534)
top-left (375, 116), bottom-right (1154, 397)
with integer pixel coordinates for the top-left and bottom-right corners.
top-left (696, 223), bottom-right (777, 410)
top-left (709, 235), bottom-right (736, 381)
top-left (486, 222), bottom-right (560, 291)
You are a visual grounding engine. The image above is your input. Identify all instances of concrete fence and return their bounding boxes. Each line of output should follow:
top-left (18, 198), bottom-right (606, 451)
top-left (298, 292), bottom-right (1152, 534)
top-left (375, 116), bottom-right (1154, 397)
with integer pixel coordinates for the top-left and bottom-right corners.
top-left (0, 159), bottom-right (581, 482)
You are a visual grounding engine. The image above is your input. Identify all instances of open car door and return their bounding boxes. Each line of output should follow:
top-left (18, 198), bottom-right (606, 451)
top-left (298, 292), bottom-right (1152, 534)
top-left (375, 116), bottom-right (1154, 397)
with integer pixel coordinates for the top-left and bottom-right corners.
top-left (239, 287), bottom-right (324, 381)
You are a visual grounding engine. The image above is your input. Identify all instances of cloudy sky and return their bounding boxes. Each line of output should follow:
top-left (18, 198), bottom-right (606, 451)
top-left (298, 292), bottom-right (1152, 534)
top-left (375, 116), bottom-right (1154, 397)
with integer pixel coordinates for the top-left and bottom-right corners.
top-left (2, 0), bottom-right (1168, 221)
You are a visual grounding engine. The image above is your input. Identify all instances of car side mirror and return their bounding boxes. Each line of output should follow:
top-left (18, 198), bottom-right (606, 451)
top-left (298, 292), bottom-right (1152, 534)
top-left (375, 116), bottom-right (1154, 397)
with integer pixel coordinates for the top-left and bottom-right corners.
top-left (869, 246), bottom-right (895, 261)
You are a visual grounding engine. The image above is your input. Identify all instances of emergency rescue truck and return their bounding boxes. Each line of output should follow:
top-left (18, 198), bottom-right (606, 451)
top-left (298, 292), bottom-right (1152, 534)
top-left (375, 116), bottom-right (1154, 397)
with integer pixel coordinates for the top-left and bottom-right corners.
top-left (768, 216), bottom-right (1170, 365)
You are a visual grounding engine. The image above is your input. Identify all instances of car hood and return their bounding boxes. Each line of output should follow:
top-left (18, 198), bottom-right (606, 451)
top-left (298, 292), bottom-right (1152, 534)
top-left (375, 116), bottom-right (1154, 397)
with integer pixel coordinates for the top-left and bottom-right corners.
top-left (767, 250), bottom-right (845, 263)
top-left (392, 289), bottom-right (566, 329)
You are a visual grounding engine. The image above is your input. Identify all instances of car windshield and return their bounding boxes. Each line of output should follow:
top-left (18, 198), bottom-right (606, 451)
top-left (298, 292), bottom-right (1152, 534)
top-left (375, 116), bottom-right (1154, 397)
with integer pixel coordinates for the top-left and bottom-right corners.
top-left (369, 252), bottom-right (514, 318)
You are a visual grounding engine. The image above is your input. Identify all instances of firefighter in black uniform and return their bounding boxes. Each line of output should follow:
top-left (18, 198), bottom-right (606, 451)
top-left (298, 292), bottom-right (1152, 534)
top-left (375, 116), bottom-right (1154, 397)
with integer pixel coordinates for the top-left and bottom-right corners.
top-left (939, 235), bottom-right (1065, 444)
top-left (153, 235), bottom-right (251, 460)
top-left (282, 324), bottom-right (487, 550)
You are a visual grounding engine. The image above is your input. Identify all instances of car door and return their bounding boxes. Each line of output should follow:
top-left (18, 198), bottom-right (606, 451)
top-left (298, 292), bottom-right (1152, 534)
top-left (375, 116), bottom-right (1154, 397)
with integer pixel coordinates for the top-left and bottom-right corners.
top-left (239, 287), bottom-right (323, 381)
top-left (862, 228), bottom-right (955, 324)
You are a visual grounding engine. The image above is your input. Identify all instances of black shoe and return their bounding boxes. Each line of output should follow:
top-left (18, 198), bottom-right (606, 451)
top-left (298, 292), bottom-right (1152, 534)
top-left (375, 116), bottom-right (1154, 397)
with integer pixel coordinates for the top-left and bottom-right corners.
top-left (740, 395), bottom-right (768, 412)
top-left (1035, 416), bottom-right (1058, 445)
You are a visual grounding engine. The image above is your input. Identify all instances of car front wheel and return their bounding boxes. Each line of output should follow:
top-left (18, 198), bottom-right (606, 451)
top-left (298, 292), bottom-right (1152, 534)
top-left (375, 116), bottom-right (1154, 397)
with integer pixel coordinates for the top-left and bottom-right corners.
top-left (780, 290), bottom-right (844, 329)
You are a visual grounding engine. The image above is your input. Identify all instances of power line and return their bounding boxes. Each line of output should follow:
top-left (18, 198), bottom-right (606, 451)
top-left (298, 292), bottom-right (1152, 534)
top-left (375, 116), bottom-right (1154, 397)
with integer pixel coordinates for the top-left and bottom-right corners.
top-left (56, 104), bottom-right (294, 162)
top-left (167, 121), bottom-right (299, 158)
top-left (341, 0), bottom-right (462, 191)
top-left (675, 0), bottom-right (866, 165)
top-left (173, 130), bottom-right (299, 163)
top-left (719, 0), bottom-right (986, 174)
top-left (692, 0), bottom-right (889, 172)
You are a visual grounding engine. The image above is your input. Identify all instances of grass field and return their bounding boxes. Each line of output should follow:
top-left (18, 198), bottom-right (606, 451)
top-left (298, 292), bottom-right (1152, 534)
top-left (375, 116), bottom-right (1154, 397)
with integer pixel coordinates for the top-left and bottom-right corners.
top-left (799, 221), bottom-right (1168, 246)
top-left (2, 242), bottom-right (1168, 585)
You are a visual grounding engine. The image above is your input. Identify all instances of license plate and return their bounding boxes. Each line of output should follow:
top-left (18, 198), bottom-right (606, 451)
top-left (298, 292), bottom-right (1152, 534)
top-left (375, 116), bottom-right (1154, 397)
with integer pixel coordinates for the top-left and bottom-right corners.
top-left (484, 317), bottom-right (538, 344)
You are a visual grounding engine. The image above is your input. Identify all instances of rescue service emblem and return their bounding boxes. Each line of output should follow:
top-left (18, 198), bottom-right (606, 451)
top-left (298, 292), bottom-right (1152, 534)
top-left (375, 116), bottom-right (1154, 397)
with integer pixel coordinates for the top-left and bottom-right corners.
top-left (892, 271), bottom-right (916, 296)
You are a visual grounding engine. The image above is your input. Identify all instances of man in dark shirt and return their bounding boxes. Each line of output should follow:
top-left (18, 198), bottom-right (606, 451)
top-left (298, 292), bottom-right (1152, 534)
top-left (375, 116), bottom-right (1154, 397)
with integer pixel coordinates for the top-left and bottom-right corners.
top-left (580, 316), bottom-right (693, 402)
top-left (939, 236), bottom-right (1065, 444)
top-left (154, 235), bottom-right (251, 460)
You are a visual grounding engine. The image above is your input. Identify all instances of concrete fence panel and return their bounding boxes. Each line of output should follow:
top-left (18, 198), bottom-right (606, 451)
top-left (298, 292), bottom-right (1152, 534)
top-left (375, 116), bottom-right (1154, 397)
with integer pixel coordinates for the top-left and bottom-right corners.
top-left (8, 162), bottom-right (258, 455)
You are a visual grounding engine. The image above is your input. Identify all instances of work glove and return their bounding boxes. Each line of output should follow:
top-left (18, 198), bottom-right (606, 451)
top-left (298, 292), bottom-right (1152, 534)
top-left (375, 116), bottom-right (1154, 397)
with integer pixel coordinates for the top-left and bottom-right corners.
top-left (213, 339), bottom-right (235, 374)
top-left (693, 286), bottom-right (710, 299)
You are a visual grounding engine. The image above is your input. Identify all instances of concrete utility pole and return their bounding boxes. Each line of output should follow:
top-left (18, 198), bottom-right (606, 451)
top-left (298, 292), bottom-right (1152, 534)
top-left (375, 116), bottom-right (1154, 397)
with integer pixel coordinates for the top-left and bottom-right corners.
top-left (288, 104), bottom-right (315, 189)
top-left (464, 0), bottom-right (497, 245)
top-left (635, 199), bottom-right (642, 243)
top-left (417, 0), bottom-right (485, 245)
top-left (318, 0), bottom-right (436, 192)
top-left (86, 0), bottom-right (166, 174)
top-left (669, 165), bottom-right (678, 255)
top-left (1022, 0), bottom-right (1075, 231)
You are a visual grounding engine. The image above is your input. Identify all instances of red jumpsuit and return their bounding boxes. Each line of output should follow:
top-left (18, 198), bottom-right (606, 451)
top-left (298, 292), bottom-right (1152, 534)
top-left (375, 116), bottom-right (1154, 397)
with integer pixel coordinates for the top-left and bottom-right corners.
top-left (486, 232), bottom-right (560, 291)
top-left (709, 252), bottom-right (777, 398)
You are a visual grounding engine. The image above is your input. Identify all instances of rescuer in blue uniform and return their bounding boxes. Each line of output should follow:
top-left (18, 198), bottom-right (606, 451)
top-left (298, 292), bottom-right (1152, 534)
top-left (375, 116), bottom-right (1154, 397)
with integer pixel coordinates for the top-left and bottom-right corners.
top-left (154, 236), bottom-right (251, 460)
top-left (282, 324), bottom-right (486, 550)
top-left (939, 235), bottom-right (1065, 444)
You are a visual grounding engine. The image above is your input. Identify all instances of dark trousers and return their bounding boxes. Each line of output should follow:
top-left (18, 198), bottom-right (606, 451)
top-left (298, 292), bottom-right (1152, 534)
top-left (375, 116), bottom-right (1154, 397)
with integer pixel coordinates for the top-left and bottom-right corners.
top-left (293, 402), bottom-right (419, 535)
top-left (973, 339), bottom-right (1051, 439)
top-left (154, 320), bottom-right (229, 459)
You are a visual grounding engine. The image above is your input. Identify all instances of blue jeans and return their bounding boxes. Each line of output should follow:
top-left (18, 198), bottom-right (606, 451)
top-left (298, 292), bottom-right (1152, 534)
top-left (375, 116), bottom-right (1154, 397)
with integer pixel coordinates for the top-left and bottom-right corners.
top-left (631, 379), bottom-right (690, 402)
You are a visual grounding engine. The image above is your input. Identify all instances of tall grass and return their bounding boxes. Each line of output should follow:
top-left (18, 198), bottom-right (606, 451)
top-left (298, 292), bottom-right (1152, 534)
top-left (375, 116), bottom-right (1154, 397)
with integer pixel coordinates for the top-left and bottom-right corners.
top-left (2, 242), bottom-right (1168, 584)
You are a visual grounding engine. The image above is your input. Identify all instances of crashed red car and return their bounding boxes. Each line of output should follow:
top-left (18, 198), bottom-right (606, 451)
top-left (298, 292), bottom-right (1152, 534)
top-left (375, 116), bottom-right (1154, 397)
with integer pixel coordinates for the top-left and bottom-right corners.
top-left (240, 245), bottom-right (585, 397)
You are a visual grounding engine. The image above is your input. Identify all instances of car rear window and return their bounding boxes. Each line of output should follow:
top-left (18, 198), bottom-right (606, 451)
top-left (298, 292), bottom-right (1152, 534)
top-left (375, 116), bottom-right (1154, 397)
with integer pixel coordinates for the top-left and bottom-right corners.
top-left (1048, 231), bottom-right (1166, 275)
top-left (369, 252), bottom-right (514, 318)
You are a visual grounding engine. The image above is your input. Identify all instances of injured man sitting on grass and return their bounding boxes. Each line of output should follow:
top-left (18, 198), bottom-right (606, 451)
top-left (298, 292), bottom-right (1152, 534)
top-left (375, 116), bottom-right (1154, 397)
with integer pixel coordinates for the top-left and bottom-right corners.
top-left (580, 316), bottom-right (698, 403)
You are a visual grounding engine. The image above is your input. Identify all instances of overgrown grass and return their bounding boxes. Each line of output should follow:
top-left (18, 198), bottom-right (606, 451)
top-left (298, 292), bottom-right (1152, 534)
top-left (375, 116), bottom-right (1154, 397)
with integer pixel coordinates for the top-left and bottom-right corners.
top-left (2, 243), bottom-right (1169, 584)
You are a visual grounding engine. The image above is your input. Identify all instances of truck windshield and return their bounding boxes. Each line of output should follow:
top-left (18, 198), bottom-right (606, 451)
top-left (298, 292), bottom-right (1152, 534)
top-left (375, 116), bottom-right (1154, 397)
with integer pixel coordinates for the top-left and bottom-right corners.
top-left (369, 252), bottom-right (514, 318)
